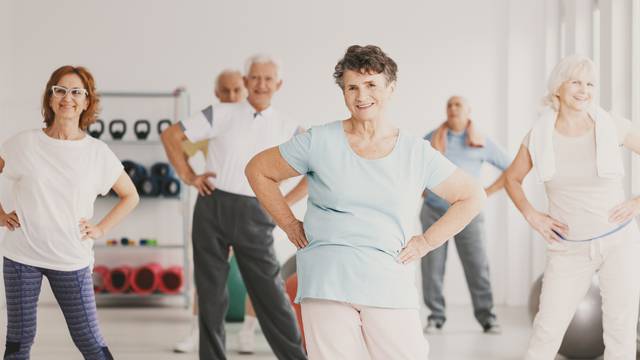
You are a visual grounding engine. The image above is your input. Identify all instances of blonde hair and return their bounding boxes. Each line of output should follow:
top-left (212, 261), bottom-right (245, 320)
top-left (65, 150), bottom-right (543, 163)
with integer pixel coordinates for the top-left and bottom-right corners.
top-left (542, 55), bottom-right (598, 111)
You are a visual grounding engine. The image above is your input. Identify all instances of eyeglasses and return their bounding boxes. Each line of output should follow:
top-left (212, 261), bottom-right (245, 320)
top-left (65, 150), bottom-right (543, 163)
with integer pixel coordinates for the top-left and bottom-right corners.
top-left (51, 85), bottom-right (88, 99)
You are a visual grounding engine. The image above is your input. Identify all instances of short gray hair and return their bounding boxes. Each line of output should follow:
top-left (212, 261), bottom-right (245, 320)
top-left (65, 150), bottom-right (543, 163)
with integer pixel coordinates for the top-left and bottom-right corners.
top-left (244, 54), bottom-right (282, 80)
top-left (543, 55), bottom-right (598, 111)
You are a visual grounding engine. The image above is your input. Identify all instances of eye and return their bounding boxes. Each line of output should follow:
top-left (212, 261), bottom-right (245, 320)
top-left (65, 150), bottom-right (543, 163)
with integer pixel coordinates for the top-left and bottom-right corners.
top-left (368, 83), bottom-right (376, 88)
top-left (70, 88), bottom-right (86, 96)
top-left (587, 82), bottom-right (594, 87)
top-left (52, 86), bottom-right (67, 96)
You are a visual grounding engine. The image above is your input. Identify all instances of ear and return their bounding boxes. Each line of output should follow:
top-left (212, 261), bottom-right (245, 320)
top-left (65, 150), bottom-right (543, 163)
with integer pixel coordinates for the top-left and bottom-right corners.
top-left (243, 76), bottom-right (249, 89)
top-left (275, 79), bottom-right (283, 91)
top-left (214, 89), bottom-right (221, 101)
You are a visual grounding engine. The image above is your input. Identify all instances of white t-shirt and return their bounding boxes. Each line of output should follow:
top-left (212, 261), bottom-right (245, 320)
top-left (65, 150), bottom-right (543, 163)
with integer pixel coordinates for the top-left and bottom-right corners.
top-left (0, 129), bottom-right (123, 271)
top-left (180, 100), bottom-right (298, 197)
top-left (522, 116), bottom-right (632, 239)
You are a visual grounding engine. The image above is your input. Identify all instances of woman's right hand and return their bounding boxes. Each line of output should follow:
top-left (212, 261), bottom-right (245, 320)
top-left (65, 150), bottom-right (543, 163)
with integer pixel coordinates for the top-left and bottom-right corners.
top-left (0, 211), bottom-right (20, 231)
top-left (526, 210), bottom-right (568, 243)
top-left (282, 219), bottom-right (308, 249)
top-left (186, 172), bottom-right (217, 196)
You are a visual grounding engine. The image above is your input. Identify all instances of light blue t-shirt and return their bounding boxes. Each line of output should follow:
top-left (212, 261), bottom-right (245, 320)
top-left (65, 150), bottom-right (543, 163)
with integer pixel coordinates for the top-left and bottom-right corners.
top-left (424, 129), bottom-right (510, 210)
top-left (279, 120), bottom-right (457, 309)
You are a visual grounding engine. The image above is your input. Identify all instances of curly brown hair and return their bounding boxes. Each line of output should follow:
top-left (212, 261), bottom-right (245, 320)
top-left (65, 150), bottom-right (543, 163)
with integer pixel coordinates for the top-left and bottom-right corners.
top-left (42, 65), bottom-right (100, 130)
top-left (333, 45), bottom-right (398, 89)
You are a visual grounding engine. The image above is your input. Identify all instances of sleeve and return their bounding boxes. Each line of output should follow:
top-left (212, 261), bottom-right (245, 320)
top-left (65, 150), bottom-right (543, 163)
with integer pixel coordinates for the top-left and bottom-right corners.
top-left (179, 104), bottom-right (229, 142)
top-left (97, 143), bottom-right (125, 196)
top-left (278, 129), bottom-right (313, 175)
top-left (422, 141), bottom-right (457, 190)
top-left (613, 114), bottom-right (633, 145)
top-left (483, 138), bottom-right (511, 171)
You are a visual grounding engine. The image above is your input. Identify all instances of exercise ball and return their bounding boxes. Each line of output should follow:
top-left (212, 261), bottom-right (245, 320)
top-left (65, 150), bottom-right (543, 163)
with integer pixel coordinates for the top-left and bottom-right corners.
top-left (226, 255), bottom-right (247, 322)
top-left (285, 273), bottom-right (305, 349)
top-left (529, 274), bottom-right (604, 359)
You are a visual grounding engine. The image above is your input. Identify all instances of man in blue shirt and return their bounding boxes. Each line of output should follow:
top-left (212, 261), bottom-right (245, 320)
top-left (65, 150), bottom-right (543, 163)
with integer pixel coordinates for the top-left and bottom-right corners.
top-left (422, 96), bottom-right (510, 334)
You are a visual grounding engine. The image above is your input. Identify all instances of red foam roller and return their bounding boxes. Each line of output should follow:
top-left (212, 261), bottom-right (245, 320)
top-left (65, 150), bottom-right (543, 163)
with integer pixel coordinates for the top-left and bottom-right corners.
top-left (158, 266), bottom-right (184, 294)
top-left (130, 263), bottom-right (162, 295)
top-left (285, 273), bottom-right (305, 350)
top-left (105, 266), bottom-right (133, 293)
top-left (92, 265), bottom-right (109, 293)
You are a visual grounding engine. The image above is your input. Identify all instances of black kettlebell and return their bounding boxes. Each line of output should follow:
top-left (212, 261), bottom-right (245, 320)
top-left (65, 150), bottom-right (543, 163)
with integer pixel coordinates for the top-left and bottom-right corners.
top-left (88, 119), bottom-right (104, 139)
top-left (109, 119), bottom-right (127, 140)
top-left (157, 119), bottom-right (172, 135)
top-left (134, 119), bottom-right (151, 140)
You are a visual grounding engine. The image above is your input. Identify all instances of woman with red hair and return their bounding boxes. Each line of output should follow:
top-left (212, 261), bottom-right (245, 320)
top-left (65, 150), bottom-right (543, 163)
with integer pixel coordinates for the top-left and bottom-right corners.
top-left (0, 65), bottom-right (139, 359)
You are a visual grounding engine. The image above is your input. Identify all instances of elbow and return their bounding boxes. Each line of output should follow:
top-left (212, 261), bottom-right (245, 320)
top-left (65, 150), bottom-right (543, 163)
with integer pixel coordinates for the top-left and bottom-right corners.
top-left (245, 156), bottom-right (260, 186)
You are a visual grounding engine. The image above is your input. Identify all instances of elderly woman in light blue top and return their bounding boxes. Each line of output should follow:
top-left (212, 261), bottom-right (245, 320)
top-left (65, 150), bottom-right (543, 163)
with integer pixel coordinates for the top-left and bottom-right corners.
top-left (245, 45), bottom-right (486, 360)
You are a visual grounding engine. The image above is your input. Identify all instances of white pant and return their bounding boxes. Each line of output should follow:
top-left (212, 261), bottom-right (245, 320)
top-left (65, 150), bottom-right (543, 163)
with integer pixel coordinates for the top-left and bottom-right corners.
top-left (301, 298), bottom-right (429, 360)
top-left (526, 226), bottom-right (640, 360)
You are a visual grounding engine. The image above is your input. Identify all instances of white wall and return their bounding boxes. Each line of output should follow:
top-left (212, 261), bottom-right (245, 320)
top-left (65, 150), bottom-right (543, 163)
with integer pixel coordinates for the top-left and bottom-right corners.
top-left (1, 0), bottom-right (557, 307)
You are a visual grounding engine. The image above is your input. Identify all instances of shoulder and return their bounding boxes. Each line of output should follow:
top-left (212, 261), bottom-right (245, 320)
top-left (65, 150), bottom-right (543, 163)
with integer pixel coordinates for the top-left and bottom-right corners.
top-left (3, 129), bottom-right (39, 147)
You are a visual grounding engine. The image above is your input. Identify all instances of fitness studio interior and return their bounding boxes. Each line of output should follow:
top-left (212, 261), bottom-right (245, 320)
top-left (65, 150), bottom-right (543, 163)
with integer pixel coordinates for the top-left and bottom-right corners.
top-left (1, 0), bottom-right (639, 359)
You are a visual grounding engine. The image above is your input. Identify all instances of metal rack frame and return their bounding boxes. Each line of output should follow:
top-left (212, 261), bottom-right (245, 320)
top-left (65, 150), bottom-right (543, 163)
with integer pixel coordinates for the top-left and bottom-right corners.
top-left (96, 88), bottom-right (192, 308)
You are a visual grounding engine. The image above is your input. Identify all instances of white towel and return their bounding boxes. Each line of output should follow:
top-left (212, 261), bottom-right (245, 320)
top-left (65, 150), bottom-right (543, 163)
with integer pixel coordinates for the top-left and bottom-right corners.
top-left (529, 105), bottom-right (623, 182)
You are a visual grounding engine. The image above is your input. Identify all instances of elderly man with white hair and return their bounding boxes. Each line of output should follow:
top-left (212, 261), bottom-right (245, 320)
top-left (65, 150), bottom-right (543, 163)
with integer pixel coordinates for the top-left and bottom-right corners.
top-left (161, 55), bottom-right (308, 360)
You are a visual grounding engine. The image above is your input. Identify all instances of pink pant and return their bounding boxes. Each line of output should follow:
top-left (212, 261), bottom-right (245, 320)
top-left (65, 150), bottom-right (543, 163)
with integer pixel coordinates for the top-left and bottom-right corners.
top-left (301, 298), bottom-right (429, 360)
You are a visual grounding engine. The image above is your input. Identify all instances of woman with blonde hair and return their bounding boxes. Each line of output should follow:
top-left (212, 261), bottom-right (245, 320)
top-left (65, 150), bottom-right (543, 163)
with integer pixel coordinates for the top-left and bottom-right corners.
top-left (505, 55), bottom-right (640, 359)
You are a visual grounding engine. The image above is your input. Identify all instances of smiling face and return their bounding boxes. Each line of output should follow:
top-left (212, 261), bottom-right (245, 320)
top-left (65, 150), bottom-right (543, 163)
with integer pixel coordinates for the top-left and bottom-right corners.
top-left (556, 70), bottom-right (594, 112)
top-left (49, 73), bottom-right (89, 122)
top-left (243, 62), bottom-right (282, 110)
top-left (342, 70), bottom-right (394, 123)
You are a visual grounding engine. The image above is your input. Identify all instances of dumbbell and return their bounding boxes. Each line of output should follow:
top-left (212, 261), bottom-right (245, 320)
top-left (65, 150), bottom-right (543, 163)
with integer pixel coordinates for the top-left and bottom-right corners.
top-left (109, 119), bottom-right (127, 140)
top-left (122, 160), bottom-right (147, 187)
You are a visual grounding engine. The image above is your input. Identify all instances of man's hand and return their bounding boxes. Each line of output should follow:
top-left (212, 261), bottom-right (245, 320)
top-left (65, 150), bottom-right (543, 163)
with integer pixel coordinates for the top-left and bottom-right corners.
top-left (186, 172), bottom-right (217, 196)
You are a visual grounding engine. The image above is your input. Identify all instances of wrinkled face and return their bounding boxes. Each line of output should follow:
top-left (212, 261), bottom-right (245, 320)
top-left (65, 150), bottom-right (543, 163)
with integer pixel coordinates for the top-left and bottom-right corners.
top-left (215, 72), bottom-right (246, 103)
top-left (557, 71), bottom-right (594, 112)
top-left (243, 62), bottom-right (282, 108)
top-left (49, 73), bottom-right (88, 121)
top-left (446, 96), bottom-right (470, 128)
top-left (342, 70), bottom-right (394, 122)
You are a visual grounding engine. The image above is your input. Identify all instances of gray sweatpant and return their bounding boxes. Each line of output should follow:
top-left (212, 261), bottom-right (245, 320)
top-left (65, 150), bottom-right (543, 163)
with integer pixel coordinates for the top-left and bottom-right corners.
top-left (192, 190), bottom-right (306, 360)
top-left (420, 203), bottom-right (496, 326)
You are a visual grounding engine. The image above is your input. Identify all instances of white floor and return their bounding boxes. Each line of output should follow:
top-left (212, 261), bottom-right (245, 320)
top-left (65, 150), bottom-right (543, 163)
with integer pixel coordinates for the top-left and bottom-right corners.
top-left (0, 304), bottom-right (620, 359)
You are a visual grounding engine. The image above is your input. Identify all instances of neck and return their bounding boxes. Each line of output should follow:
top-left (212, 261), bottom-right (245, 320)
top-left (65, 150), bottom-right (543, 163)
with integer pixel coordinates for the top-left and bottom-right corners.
top-left (248, 97), bottom-right (270, 113)
top-left (447, 118), bottom-right (468, 132)
top-left (46, 118), bottom-right (84, 140)
top-left (557, 105), bottom-right (590, 128)
top-left (346, 116), bottom-right (394, 140)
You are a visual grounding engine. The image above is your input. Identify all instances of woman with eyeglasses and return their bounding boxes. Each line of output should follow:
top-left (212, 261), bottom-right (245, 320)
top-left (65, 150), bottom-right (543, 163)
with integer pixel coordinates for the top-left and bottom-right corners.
top-left (0, 65), bottom-right (139, 359)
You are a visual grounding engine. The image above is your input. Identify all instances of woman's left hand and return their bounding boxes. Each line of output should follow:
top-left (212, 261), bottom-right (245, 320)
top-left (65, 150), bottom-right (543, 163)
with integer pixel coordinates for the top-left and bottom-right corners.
top-left (609, 197), bottom-right (640, 224)
top-left (79, 218), bottom-right (104, 240)
top-left (397, 234), bottom-right (436, 265)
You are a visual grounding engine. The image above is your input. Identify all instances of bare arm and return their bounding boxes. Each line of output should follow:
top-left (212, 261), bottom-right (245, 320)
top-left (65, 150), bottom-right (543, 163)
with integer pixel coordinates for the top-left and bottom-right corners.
top-left (504, 145), bottom-right (567, 242)
top-left (606, 129), bottom-right (640, 223)
top-left (246, 147), bottom-right (308, 248)
top-left (0, 156), bottom-right (20, 231)
top-left (484, 172), bottom-right (506, 196)
top-left (284, 177), bottom-right (308, 206)
top-left (398, 169), bottom-right (486, 264)
top-left (80, 172), bottom-right (139, 240)
top-left (161, 124), bottom-right (216, 196)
